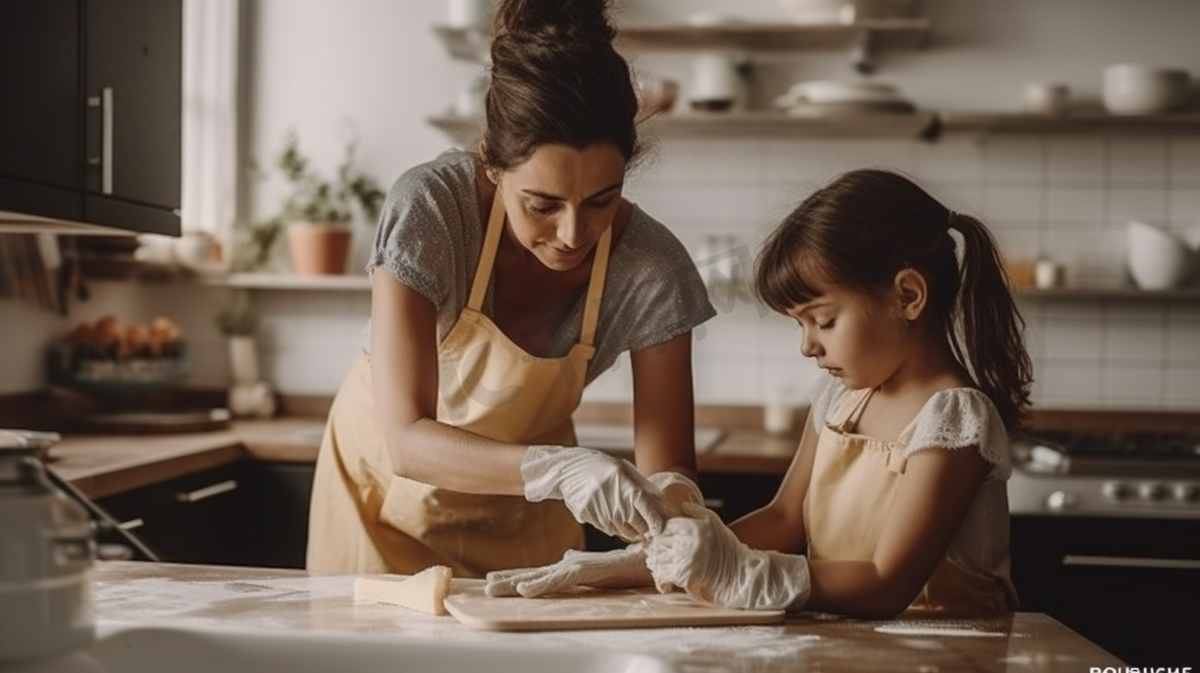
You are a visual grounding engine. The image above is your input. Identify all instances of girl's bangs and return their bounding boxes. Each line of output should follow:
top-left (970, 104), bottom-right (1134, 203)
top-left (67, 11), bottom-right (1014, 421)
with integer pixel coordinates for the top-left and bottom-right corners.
top-left (756, 246), bottom-right (833, 313)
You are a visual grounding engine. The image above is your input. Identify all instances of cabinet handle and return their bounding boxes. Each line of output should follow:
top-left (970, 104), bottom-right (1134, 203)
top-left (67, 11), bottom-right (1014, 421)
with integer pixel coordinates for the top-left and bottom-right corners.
top-left (176, 479), bottom-right (239, 503)
top-left (117, 518), bottom-right (145, 531)
top-left (703, 498), bottom-right (725, 509)
top-left (1062, 554), bottom-right (1200, 570)
top-left (86, 87), bottom-right (114, 194)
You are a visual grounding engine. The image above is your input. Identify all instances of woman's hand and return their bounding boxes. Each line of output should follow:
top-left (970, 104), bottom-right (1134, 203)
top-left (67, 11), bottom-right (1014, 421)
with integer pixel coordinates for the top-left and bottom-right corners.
top-left (644, 502), bottom-right (812, 612)
top-left (485, 544), bottom-right (653, 597)
top-left (521, 445), bottom-right (672, 541)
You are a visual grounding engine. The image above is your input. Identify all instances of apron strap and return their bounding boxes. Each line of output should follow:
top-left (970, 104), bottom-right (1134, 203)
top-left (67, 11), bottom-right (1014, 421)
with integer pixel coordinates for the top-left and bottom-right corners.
top-left (578, 225), bottom-right (612, 348)
top-left (467, 190), bottom-right (507, 311)
top-left (828, 387), bottom-right (874, 432)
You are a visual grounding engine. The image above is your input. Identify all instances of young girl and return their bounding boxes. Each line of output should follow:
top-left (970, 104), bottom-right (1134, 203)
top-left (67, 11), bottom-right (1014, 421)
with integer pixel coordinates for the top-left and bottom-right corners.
top-left (643, 168), bottom-right (1033, 618)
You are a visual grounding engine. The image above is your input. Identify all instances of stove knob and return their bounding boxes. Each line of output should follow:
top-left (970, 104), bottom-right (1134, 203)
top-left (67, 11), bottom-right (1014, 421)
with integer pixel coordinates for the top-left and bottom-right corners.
top-left (1102, 481), bottom-right (1133, 502)
top-left (1138, 482), bottom-right (1169, 502)
top-left (1172, 483), bottom-right (1200, 504)
top-left (1045, 490), bottom-right (1077, 512)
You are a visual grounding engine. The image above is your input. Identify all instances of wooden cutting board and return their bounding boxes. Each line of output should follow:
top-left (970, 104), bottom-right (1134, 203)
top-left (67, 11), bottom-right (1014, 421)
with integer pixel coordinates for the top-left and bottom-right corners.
top-left (443, 580), bottom-right (785, 631)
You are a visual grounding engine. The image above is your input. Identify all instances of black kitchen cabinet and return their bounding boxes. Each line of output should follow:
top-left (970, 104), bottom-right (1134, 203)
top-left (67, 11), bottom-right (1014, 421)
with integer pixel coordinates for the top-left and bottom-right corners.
top-left (94, 461), bottom-right (316, 569)
top-left (239, 462), bottom-right (315, 570)
top-left (1011, 514), bottom-right (1200, 665)
top-left (0, 0), bottom-right (181, 236)
top-left (95, 463), bottom-right (250, 566)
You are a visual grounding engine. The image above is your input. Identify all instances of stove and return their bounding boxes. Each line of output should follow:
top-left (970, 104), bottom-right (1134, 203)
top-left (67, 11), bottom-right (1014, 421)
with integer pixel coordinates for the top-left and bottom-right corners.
top-left (1006, 429), bottom-right (1200, 665)
top-left (1008, 430), bottom-right (1200, 518)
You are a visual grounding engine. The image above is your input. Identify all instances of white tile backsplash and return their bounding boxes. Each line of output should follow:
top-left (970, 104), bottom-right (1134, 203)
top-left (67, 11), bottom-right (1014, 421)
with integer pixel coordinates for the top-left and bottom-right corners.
top-left (1167, 186), bottom-right (1200, 227)
top-left (982, 185), bottom-right (1043, 222)
top-left (1036, 362), bottom-right (1104, 408)
top-left (1045, 186), bottom-right (1106, 225)
top-left (1168, 138), bottom-right (1200, 183)
top-left (1101, 364), bottom-right (1165, 408)
top-left (1107, 186), bottom-right (1168, 226)
top-left (232, 132), bottom-right (1200, 411)
top-left (1108, 136), bottom-right (1167, 184)
top-left (982, 136), bottom-right (1043, 183)
top-left (12, 133), bottom-right (1196, 412)
top-left (1165, 365), bottom-right (1200, 408)
top-left (1046, 137), bottom-right (1106, 184)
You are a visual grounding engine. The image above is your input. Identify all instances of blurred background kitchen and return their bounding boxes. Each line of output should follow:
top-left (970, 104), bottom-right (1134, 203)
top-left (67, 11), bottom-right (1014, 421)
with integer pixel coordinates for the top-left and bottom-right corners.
top-left (4, 1), bottom-right (1200, 664)
top-left (3, 0), bottom-right (1200, 411)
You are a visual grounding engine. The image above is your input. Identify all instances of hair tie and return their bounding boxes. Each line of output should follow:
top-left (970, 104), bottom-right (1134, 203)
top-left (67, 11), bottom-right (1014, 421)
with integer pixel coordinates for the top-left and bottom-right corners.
top-left (946, 210), bottom-right (958, 231)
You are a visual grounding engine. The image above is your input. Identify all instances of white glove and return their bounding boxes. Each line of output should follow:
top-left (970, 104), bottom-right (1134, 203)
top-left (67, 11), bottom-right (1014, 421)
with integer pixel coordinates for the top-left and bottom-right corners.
top-left (644, 502), bottom-right (811, 612)
top-left (646, 471), bottom-right (705, 514)
top-left (487, 471), bottom-right (703, 599)
top-left (522, 445), bottom-right (671, 541)
top-left (484, 545), bottom-right (652, 598)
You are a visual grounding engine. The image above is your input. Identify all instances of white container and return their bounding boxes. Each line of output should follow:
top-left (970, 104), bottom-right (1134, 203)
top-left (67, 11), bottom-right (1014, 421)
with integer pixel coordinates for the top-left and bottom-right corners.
top-left (447, 0), bottom-right (492, 29)
top-left (687, 52), bottom-right (744, 112)
top-left (1102, 64), bottom-right (1191, 115)
top-left (1126, 220), bottom-right (1192, 290)
top-left (1023, 82), bottom-right (1071, 115)
top-left (0, 434), bottom-right (95, 662)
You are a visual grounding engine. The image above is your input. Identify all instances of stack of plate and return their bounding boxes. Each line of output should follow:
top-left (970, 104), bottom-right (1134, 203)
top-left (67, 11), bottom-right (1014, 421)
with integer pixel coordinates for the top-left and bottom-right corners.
top-left (774, 80), bottom-right (916, 116)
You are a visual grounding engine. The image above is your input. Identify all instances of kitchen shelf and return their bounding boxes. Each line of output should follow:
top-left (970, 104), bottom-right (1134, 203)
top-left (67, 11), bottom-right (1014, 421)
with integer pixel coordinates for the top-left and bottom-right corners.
top-left (430, 110), bottom-right (1200, 144)
top-left (428, 111), bottom-right (938, 146)
top-left (1013, 286), bottom-right (1200, 300)
top-left (196, 273), bottom-right (371, 292)
top-left (433, 18), bottom-right (933, 72)
top-left (937, 111), bottom-right (1200, 136)
top-left (617, 18), bottom-right (932, 53)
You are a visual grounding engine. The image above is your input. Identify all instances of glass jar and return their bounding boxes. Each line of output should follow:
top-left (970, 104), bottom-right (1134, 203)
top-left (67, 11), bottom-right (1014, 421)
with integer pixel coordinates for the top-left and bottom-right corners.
top-left (0, 431), bottom-right (95, 662)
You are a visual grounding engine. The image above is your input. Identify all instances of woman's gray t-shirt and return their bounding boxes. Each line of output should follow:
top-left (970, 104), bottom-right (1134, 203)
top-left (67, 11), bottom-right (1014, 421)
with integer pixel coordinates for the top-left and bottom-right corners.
top-left (364, 149), bottom-right (716, 384)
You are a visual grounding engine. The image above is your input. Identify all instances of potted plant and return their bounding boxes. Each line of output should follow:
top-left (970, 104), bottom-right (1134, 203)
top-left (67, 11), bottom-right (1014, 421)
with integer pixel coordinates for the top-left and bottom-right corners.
top-left (269, 131), bottom-right (387, 275)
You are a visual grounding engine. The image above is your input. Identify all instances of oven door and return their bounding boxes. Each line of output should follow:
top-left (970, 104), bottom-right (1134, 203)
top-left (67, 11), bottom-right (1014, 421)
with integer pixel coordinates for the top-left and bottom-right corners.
top-left (1012, 514), bottom-right (1200, 665)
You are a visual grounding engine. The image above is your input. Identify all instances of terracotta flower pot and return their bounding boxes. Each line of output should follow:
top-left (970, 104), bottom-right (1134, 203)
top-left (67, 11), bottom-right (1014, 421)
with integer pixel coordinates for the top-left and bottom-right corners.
top-left (287, 223), bottom-right (351, 275)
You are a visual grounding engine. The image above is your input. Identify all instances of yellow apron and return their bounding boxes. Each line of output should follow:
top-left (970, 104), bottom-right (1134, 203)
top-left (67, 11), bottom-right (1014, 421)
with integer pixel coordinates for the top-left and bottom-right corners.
top-left (804, 387), bottom-right (1019, 615)
top-left (306, 190), bottom-right (612, 577)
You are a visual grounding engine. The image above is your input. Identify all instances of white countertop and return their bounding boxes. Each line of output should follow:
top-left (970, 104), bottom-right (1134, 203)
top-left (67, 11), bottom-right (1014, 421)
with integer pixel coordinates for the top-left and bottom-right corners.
top-left (91, 561), bottom-right (1122, 673)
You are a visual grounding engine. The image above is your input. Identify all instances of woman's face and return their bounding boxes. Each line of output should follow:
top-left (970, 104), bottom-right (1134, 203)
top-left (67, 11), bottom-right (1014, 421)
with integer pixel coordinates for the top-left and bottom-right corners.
top-left (492, 143), bottom-right (626, 272)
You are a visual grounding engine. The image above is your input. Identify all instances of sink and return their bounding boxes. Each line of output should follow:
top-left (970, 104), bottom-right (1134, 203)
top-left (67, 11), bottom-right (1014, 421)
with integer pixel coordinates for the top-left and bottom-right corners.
top-left (1, 622), bottom-right (677, 673)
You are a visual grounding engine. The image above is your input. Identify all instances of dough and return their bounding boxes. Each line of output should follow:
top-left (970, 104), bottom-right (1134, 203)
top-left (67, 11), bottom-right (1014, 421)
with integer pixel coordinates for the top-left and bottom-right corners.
top-left (353, 565), bottom-right (453, 616)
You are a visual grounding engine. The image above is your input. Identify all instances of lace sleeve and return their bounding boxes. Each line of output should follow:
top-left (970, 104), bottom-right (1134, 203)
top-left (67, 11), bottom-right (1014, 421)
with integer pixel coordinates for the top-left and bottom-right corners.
top-left (807, 374), bottom-right (847, 430)
top-left (904, 389), bottom-right (1012, 480)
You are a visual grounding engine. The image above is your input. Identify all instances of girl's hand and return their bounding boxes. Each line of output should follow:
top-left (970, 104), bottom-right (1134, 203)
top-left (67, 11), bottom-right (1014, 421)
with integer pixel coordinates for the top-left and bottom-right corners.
top-left (644, 502), bottom-right (812, 612)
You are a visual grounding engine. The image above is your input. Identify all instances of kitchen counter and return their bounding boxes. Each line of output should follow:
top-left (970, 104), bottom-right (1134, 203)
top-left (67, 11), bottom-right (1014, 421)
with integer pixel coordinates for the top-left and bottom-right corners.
top-left (49, 417), bottom-right (798, 499)
top-left (92, 561), bottom-right (1123, 672)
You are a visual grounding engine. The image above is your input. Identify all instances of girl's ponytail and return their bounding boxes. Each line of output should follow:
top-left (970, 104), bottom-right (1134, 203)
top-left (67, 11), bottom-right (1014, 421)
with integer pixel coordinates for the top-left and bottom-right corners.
top-left (948, 212), bottom-right (1033, 434)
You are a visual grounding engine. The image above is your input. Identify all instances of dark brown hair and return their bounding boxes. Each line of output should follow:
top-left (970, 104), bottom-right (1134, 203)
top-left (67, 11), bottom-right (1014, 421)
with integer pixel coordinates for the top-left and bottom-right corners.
top-left (483, 0), bottom-right (641, 170)
top-left (755, 169), bottom-right (1033, 434)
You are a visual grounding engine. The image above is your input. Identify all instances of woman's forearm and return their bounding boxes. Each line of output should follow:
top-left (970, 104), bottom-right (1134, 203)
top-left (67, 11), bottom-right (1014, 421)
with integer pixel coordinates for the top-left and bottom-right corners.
top-left (382, 416), bottom-right (529, 495)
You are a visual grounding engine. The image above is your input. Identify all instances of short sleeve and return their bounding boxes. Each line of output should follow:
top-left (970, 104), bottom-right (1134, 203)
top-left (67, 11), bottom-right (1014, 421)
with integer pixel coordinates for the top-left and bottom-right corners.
top-left (368, 160), bottom-right (469, 308)
top-left (904, 389), bottom-right (1012, 480)
top-left (591, 208), bottom-right (715, 362)
top-left (807, 373), bottom-right (849, 430)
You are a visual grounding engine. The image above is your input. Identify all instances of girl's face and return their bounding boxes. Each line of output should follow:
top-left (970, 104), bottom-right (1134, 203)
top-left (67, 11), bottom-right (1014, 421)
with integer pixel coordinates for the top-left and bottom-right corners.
top-left (492, 143), bottom-right (626, 272)
top-left (786, 286), bottom-right (910, 391)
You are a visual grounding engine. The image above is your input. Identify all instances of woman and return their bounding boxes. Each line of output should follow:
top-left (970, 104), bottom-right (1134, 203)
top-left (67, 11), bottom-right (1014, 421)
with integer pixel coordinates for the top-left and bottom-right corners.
top-left (306, 0), bottom-right (715, 578)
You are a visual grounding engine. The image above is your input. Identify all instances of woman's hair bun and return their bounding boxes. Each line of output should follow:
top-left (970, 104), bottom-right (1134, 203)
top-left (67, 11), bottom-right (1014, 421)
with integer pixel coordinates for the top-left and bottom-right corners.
top-left (492, 0), bottom-right (616, 46)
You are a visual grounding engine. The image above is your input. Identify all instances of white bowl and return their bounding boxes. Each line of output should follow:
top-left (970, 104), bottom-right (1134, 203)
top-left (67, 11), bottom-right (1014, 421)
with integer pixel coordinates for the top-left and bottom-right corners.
top-left (1126, 220), bottom-right (1192, 290)
top-left (1102, 64), bottom-right (1191, 115)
